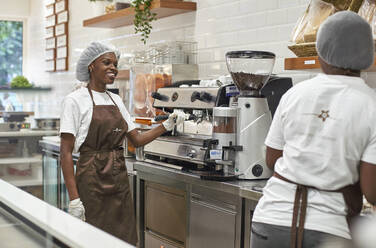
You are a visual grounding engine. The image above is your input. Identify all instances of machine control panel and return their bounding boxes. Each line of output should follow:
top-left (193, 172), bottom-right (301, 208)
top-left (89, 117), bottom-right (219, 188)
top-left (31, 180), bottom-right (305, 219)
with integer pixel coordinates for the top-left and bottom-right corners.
top-left (153, 87), bottom-right (220, 109)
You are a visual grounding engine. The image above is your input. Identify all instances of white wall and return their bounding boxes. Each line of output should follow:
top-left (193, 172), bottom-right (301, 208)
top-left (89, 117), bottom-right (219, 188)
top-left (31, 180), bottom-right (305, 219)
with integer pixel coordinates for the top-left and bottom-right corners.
top-left (17, 0), bottom-right (376, 116)
top-left (0, 0), bottom-right (30, 18)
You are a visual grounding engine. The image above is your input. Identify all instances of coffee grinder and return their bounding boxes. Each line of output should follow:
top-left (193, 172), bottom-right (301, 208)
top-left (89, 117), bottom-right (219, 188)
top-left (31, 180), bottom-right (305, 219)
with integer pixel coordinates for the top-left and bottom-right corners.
top-left (226, 51), bottom-right (276, 179)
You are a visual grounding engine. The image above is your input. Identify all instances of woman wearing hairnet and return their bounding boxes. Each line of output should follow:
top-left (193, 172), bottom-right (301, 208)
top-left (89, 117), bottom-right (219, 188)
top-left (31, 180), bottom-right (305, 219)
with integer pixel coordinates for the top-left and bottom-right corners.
top-left (251, 11), bottom-right (376, 248)
top-left (59, 42), bottom-right (186, 245)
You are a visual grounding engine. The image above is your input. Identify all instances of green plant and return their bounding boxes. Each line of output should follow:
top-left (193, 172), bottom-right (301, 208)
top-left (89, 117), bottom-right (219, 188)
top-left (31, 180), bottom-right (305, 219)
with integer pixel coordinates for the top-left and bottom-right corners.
top-left (10, 75), bottom-right (32, 88)
top-left (132, 0), bottom-right (157, 44)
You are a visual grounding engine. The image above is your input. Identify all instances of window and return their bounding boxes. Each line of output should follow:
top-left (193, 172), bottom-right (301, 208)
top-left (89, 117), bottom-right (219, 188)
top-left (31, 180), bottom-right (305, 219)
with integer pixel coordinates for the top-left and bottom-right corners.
top-left (0, 20), bottom-right (23, 87)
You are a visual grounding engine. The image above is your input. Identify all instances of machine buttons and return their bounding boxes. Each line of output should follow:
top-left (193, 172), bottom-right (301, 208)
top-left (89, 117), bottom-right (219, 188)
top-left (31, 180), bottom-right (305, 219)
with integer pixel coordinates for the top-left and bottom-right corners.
top-left (199, 92), bottom-right (214, 103)
top-left (171, 92), bottom-right (179, 102)
top-left (151, 92), bottom-right (169, 102)
top-left (9, 123), bottom-right (15, 129)
top-left (187, 149), bottom-right (197, 158)
top-left (191, 91), bottom-right (200, 102)
top-left (245, 103), bottom-right (251, 108)
top-left (252, 164), bottom-right (263, 177)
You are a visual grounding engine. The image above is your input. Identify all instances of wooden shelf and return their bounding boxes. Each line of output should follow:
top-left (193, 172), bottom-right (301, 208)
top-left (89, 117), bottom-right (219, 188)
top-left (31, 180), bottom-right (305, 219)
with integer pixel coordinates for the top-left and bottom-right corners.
top-left (117, 69), bottom-right (130, 80)
top-left (285, 56), bottom-right (376, 72)
top-left (83, 0), bottom-right (196, 28)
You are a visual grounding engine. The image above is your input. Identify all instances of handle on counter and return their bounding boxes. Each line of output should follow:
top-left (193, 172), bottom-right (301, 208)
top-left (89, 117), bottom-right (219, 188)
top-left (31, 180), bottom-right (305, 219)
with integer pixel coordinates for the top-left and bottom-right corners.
top-left (154, 115), bottom-right (169, 122)
top-left (154, 114), bottom-right (197, 122)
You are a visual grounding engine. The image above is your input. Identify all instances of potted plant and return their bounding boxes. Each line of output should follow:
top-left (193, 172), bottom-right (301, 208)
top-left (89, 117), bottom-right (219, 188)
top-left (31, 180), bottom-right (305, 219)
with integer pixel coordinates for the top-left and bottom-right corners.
top-left (132, 0), bottom-right (157, 44)
top-left (10, 76), bottom-right (32, 89)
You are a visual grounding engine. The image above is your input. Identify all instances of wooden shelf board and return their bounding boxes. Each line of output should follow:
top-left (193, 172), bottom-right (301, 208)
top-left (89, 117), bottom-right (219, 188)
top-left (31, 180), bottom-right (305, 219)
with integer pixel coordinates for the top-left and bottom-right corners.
top-left (117, 69), bottom-right (130, 80)
top-left (285, 56), bottom-right (376, 72)
top-left (83, 0), bottom-right (196, 28)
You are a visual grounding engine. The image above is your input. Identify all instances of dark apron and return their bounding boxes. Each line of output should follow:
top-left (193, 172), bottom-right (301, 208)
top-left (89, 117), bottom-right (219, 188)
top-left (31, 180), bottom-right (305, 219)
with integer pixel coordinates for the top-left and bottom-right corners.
top-left (75, 87), bottom-right (137, 245)
top-left (274, 172), bottom-right (362, 248)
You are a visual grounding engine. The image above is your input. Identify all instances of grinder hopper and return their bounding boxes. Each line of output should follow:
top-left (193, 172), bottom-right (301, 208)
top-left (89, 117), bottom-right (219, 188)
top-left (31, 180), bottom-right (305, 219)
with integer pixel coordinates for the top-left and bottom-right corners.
top-left (226, 51), bottom-right (276, 96)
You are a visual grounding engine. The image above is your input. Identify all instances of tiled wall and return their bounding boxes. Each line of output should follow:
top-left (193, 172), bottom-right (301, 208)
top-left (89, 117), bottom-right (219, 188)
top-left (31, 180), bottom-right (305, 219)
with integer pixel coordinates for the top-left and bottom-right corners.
top-left (3, 0), bottom-right (376, 116)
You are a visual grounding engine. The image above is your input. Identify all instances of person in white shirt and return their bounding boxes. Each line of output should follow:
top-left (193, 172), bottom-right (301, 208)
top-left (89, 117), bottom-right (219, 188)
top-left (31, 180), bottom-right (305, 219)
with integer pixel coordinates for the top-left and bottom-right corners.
top-left (251, 11), bottom-right (376, 248)
top-left (60, 42), bottom-right (186, 245)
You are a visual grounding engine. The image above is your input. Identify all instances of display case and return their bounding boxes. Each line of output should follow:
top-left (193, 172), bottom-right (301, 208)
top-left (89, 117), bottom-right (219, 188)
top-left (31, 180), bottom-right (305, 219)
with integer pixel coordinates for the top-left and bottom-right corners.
top-left (0, 130), bottom-right (58, 199)
top-left (40, 137), bottom-right (77, 211)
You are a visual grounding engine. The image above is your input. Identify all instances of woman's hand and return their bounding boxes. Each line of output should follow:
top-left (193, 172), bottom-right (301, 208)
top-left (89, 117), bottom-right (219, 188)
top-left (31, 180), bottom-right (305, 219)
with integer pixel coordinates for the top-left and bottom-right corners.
top-left (126, 110), bottom-right (187, 147)
top-left (162, 110), bottom-right (187, 131)
top-left (68, 198), bottom-right (86, 221)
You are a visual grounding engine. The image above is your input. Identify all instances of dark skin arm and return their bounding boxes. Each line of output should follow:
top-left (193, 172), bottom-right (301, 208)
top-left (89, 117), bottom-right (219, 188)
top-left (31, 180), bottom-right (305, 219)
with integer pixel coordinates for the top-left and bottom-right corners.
top-left (126, 124), bottom-right (167, 148)
top-left (60, 133), bottom-right (79, 201)
top-left (360, 161), bottom-right (376, 205)
top-left (265, 146), bottom-right (283, 171)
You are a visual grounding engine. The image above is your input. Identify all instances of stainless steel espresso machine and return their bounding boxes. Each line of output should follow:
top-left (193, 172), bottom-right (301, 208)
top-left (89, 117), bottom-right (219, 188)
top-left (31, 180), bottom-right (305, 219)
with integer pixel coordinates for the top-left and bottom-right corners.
top-left (143, 86), bottom-right (227, 173)
top-left (141, 51), bottom-right (291, 180)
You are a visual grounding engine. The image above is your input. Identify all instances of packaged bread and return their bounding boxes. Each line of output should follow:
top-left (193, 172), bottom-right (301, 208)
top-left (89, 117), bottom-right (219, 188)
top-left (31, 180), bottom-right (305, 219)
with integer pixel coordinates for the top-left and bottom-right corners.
top-left (292, 0), bottom-right (336, 44)
top-left (358, 0), bottom-right (376, 24)
top-left (132, 73), bottom-right (172, 117)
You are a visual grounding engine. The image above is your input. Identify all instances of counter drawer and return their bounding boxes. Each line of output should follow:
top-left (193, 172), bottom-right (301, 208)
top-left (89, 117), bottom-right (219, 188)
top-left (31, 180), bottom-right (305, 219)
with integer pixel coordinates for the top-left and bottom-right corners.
top-left (145, 231), bottom-right (184, 248)
top-left (145, 182), bottom-right (186, 244)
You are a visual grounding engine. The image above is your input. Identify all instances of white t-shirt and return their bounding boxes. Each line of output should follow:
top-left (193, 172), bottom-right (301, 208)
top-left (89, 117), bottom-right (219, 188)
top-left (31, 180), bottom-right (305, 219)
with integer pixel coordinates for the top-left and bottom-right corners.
top-left (60, 87), bottom-right (136, 153)
top-left (253, 74), bottom-right (376, 239)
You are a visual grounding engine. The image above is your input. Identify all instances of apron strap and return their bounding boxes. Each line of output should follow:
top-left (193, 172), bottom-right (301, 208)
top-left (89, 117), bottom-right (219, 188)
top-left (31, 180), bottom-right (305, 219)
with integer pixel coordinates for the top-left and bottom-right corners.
top-left (273, 172), bottom-right (363, 247)
top-left (87, 87), bottom-right (119, 109)
top-left (105, 91), bottom-right (119, 109)
top-left (87, 87), bottom-right (96, 107)
top-left (274, 172), bottom-right (308, 248)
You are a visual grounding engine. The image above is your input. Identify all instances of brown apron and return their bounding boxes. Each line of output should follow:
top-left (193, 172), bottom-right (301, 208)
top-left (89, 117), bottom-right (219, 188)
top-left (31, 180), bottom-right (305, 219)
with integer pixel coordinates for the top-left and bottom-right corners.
top-left (75, 87), bottom-right (138, 245)
top-left (274, 172), bottom-right (362, 248)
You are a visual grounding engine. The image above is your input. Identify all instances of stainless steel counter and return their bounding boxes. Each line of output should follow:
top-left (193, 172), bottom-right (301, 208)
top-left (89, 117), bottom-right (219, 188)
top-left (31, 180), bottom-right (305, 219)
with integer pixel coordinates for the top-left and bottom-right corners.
top-left (134, 160), bottom-right (266, 201)
top-left (134, 160), bottom-right (267, 248)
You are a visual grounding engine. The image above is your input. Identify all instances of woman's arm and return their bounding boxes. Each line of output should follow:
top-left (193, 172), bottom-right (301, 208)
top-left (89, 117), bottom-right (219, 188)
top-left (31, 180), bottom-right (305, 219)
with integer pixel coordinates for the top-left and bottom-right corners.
top-left (360, 160), bottom-right (376, 205)
top-left (126, 111), bottom-right (186, 147)
top-left (265, 146), bottom-right (283, 171)
top-left (60, 133), bottom-right (79, 201)
top-left (126, 125), bottom-right (166, 147)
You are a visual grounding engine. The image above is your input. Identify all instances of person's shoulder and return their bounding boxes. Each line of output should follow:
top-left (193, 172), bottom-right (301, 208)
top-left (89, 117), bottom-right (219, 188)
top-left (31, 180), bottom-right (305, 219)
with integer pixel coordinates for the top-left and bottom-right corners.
top-left (64, 87), bottom-right (90, 105)
top-left (279, 76), bottom-right (316, 99)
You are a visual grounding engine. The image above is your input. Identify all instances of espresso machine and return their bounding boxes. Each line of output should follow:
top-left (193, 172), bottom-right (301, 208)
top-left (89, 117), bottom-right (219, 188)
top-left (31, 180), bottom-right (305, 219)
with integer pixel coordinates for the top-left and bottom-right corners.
top-left (141, 51), bottom-right (291, 180)
top-left (225, 51), bottom-right (276, 179)
top-left (142, 86), bottom-right (228, 172)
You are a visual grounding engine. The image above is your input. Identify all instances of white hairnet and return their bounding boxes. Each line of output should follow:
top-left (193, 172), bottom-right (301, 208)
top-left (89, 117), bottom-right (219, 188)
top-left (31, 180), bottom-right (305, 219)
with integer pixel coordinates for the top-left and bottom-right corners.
top-left (316, 11), bottom-right (374, 70)
top-left (76, 42), bottom-right (120, 82)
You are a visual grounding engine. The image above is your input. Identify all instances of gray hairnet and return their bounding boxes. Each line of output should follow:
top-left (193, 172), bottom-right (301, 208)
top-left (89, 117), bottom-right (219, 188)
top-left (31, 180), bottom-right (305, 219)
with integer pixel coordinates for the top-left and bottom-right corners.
top-left (316, 11), bottom-right (374, 70)
top-left (76, 42), bottom-right (120, 82)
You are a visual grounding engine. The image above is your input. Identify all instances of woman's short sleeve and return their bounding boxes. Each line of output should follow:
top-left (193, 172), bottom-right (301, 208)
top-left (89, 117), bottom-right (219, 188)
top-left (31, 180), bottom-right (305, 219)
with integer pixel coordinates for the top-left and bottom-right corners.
top-left (60, 97), bottom-right (81, 137)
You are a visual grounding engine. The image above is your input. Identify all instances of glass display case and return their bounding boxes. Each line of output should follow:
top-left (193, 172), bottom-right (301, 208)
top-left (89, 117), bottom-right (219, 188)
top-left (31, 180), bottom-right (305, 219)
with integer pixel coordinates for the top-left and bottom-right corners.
top-left (0, 129), bottom-right (58, 199)
top-left (41, 139), bottom-right (77, 211)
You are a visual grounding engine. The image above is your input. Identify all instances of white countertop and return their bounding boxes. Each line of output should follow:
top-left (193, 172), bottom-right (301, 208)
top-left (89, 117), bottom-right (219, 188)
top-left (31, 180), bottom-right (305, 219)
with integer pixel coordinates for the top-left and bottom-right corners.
top-left (0, 129), bottom-right (58, 137)
top-left (0, 179), bottom-right (135, 248)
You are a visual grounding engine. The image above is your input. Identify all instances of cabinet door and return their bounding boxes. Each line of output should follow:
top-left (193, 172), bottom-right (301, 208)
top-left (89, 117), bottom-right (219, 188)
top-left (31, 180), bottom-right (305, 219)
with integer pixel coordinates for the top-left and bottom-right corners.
top-left (145, 182), bottom-right (186, 244)
top-left (43, 152), bottom-right (59, 207)
top-left (189, 195), bottom-right (237, 248)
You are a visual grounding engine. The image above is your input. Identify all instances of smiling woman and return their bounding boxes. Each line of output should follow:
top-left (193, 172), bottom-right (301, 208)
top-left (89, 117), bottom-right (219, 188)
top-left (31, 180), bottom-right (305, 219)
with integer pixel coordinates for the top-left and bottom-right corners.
top-left (59, 42), bottom-right (187, 245)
